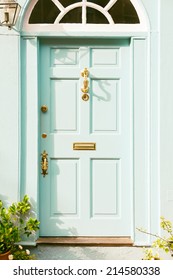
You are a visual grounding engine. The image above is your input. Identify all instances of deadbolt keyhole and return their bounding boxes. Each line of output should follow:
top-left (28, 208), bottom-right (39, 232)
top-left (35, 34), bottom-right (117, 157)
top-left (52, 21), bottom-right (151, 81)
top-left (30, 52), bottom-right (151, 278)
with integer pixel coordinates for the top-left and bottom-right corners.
top-left (41, 105), bottom-right (48, 113)
top-left (82, 93), bottom-right (89, 101)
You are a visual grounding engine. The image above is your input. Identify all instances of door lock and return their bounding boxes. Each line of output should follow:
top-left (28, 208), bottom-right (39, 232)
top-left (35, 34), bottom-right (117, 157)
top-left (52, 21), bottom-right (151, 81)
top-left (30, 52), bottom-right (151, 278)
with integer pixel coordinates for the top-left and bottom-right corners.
top-left (41, 105), bottom-right (48, 113)
top-left (42, 133), bottom-right (47, 138)
top-left (82, 93), bottom-right (89, 101)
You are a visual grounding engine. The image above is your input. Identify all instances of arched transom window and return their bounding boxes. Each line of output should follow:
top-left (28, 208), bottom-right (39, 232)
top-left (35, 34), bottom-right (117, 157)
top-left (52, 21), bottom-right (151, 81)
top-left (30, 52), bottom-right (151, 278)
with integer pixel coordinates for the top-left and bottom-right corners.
top-left (22, 0), bottom-right (148, 32)
top-left (29, 0), bottom-right (140, 24)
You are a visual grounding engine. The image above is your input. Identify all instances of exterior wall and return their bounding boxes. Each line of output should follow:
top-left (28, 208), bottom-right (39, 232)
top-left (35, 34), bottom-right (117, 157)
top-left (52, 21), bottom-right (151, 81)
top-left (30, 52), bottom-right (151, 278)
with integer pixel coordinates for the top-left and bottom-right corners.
top-left (160, 0), bottom-right (173, 222)
top-left (0, 0), bottom-right (172, 248)
top-left (0, 30), bottom-right (20, 205)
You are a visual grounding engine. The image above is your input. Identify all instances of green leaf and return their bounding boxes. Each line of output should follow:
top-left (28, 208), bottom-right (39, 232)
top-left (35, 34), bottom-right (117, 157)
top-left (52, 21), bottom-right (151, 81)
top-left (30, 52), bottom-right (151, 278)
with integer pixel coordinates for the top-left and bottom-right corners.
top-left (0, 195), bottom-right (39, 254)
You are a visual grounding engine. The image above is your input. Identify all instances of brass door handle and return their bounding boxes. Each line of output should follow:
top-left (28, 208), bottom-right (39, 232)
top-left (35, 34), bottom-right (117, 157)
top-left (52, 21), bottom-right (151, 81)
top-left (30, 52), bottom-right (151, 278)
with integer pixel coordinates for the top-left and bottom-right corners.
top-left (41, 150), bottom-right (48, 177)
top-left (81, 68), bottom-right (89, 101)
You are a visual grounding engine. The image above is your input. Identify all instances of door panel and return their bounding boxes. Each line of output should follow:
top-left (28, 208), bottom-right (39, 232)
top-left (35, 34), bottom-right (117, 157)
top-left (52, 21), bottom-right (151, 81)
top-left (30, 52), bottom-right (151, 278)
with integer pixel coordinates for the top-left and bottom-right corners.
top-left (39, 38), bottom-right (132, 236)
top-left (50, 159), bottom-right (79, 216)
top-left (91, 159), bottom-right (119, 217)
top-left (91, 79), bottom-right (119, 133)
top-left (50, 79), bottom-right (79, 133)
top-left (51, 48), bottom-right (79, 66)
top-left (91, 48), bottom-right (119, 66)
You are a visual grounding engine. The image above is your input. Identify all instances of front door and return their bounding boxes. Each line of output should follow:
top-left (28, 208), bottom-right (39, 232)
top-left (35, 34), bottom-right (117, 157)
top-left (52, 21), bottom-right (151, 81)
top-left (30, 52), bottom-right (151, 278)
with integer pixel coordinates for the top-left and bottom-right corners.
top-left (39, 38), bottom-right (132, 236)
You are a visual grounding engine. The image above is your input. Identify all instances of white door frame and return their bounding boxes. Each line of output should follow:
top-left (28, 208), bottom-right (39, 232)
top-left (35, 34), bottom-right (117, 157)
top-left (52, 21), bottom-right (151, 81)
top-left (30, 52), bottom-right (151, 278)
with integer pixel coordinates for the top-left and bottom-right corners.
top-left (19, 0), bottom-right (159, 248)
top-left (20, 32), bottom-right (160, 245)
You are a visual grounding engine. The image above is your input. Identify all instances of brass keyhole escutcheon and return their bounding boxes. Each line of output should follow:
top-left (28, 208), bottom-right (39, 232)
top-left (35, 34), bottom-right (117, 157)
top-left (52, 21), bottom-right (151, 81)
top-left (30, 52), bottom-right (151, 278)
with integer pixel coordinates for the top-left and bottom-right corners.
top-left (41, 105), bottom-right (48, 113)
top-left (42, 133), bottom-right (47, 139)
top-left (82, 93), bottom-right (89, 101)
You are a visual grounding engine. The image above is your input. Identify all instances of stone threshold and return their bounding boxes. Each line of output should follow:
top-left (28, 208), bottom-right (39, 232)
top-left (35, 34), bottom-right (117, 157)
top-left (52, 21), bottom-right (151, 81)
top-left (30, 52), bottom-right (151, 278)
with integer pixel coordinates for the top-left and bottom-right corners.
top-left (37, 237), bottom-right (133, 246)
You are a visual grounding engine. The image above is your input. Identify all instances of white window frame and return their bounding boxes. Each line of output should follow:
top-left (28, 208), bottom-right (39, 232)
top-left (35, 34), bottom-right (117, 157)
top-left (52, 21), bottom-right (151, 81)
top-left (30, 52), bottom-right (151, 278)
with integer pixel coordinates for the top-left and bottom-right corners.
top-left (21, 0), bottom-right (149, 34)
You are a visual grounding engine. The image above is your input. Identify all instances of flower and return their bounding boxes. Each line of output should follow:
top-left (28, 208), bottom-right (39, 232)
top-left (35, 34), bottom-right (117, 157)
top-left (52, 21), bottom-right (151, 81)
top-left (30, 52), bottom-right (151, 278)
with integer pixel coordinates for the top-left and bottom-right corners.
top-left (19, 245), bottom-right (23, 250)
top-left (8, 254), bottom-right (13, 260)
top-left (10, 246), bottom-right (36, 260)
top-left (26, 249), bottom-right (30, 255)
top-left (142, 248), bottom-right (161, 260)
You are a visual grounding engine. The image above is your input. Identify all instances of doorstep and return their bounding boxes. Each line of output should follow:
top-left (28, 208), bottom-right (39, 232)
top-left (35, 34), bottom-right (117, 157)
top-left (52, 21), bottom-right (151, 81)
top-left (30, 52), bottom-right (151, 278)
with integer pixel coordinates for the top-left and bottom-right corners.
top-left (37, 237), bottom-right (133, 246)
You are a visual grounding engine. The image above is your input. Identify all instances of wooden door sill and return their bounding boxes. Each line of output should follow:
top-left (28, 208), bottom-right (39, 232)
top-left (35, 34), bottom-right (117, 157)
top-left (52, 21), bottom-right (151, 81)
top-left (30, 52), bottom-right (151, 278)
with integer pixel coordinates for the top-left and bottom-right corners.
top-left (37, 237), bottom-right (133, 246)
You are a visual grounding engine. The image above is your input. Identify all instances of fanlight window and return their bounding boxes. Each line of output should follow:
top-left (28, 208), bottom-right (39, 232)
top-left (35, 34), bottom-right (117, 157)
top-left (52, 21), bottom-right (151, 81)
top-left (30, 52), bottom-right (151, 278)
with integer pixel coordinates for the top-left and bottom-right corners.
top-left (29, 0), bottom-right (140, 24)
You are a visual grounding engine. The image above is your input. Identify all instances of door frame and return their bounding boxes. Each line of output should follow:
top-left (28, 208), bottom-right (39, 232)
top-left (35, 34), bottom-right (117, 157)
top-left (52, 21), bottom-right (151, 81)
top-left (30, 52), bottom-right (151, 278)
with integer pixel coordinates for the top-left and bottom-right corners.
top-left (20, 33), bottom-right (159, 245)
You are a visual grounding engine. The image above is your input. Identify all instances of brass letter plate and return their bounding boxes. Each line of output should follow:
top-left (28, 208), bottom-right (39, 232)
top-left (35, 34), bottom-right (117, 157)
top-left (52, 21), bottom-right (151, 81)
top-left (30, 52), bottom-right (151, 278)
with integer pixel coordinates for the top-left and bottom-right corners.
top-left (73, 142), bottom-right (96, 150)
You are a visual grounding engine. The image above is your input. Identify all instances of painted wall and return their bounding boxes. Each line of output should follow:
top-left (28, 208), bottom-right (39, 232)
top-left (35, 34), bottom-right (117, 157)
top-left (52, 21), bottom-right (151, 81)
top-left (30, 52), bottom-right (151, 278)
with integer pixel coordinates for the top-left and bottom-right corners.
top-left (0, 30), bottom-right (20, 205)
top-left (0, 0), bottom-right (172, 244)
top-left (160, 0), bottom-right (173, 221)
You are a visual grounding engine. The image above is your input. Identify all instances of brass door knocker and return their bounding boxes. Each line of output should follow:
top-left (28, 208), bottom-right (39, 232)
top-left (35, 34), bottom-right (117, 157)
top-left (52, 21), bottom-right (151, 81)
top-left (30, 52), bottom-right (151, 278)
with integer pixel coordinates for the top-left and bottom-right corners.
top-left (81, 68), bottom-right (89, 101)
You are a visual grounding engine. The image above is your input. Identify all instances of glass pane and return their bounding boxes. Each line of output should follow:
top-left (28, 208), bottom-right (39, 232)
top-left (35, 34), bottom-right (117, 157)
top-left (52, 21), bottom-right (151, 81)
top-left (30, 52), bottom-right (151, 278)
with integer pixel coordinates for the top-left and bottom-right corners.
top-left (59, 1), bottom-right (109, 8)
top-left (59, 0), bottom-right (80, 8)
top-left (87, 0), bottom-right (109, 7)
top-left (29, 0), bottom-right (60, 23)
top-left (109, 0), bottom-right (140, 23)
top-left (87, 8), bottom-right (109, 24)
top-left (60, 8), bottom-right (82, 23)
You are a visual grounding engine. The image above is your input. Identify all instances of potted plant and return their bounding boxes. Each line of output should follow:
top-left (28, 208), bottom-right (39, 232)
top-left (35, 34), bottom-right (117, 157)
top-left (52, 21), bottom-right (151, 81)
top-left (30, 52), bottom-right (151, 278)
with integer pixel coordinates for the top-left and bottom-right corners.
top-left (0, 195), bottom-right (39, 260)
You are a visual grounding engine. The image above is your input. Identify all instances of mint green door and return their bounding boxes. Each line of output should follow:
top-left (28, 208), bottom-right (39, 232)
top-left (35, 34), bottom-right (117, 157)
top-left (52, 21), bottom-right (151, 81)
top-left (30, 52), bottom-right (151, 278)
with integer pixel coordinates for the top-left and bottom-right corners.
top-left (39, 38), bottom-right (131, 236)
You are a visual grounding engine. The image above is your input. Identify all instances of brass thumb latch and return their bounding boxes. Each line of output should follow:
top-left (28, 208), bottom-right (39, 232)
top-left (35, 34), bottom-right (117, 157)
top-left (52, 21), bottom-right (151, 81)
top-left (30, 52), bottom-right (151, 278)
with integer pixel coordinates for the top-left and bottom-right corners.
top-left (41, 150), bottom-right (48, 177)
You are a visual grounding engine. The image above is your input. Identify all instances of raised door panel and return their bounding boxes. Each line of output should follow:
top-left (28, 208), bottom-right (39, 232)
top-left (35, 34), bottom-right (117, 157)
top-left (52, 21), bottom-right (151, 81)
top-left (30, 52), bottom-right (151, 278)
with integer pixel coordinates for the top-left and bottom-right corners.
top-left (91, 48), bottom-right (120, 66)
top-left (91, 159), bottom-right (119, 217)
top-left (50, 159), bottom-right (79, 216)
top-left (91, 79), bottom-right (119, 133)
top-left (51, 48), bottom-right (79, 66)
top-left (50, 80), bottom-right (79, 133)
